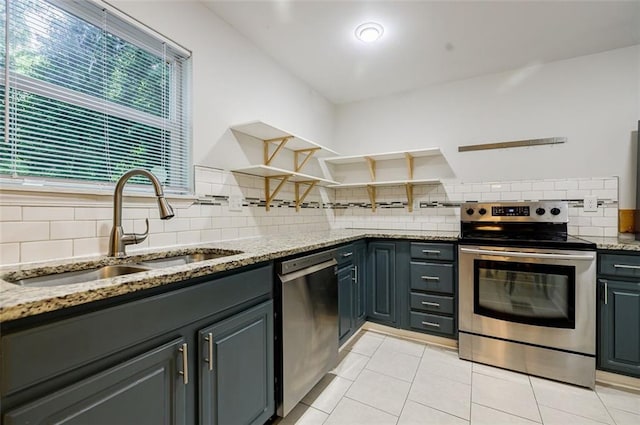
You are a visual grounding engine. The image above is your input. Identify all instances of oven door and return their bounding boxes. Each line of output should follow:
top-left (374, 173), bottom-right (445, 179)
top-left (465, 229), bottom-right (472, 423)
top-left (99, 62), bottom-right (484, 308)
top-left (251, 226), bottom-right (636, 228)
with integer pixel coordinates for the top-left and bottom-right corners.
top-left (458, 245), bottom-right (596, 355)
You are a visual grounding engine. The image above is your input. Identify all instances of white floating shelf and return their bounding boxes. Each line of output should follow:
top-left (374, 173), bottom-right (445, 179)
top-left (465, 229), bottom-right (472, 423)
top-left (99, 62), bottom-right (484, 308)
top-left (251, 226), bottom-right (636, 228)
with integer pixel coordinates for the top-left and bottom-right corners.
top-left (322, 148), bottom-right (441, 165)
top-left (329, 178), bottom-right (441, 188)
top-left (232, 165), bottom-right (339, 187)
top-left (231, 121), bottom-right (339, 156)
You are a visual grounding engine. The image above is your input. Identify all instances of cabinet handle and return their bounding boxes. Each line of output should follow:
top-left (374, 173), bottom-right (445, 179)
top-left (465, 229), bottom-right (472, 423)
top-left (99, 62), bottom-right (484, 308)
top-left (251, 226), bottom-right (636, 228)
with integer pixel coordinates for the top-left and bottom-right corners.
top-left (421, 321), bottom-right (441, 328)
top-left (599, 279), bottom-right (608, 305)
top-left (422, 249), bottom-right (441, 255)
top-left (352, 265), bottom-right (358, 283)
top-left (204, 333), bottom-right (214, 371)
top-left (342, 252), bottom-right (353, 258)
top-left (421, 275), bottom-right (440, 281)
top-left (179, 343), bottom-right (189, 385)
top-left (614, 264), bottom-right (640, 270)
top-left (421, 301), bottom-right (440, 307)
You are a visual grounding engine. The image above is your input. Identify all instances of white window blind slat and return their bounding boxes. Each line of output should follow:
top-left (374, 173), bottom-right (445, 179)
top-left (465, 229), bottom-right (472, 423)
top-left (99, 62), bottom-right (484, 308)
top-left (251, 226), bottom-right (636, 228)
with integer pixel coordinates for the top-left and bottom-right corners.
top-left (1, 0), bottom-right (191, 193)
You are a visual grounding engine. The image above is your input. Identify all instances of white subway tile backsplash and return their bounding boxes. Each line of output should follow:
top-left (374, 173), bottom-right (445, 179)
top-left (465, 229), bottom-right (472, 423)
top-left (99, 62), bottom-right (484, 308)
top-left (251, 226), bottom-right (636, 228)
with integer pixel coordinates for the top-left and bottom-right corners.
top-left (51, 221), bottom-right (96, 240)
top-left (578, 226), bottom-right (604, 237)
top-left (201, 228), bottom-right (222, 242)
top-left (23, 207), bottom-right (74, 221)
top-left (554, 180), bottom-right (579, 190)
top-left (177, 231), bottom-right (201, 245)
top-left (532, 181), bottom-right (555, 191)
top-left (75, 207), bottom-right (112, 220)
top-left (578, 180), bottom-right (604, 190)
top-left (566, 189), bottom-right (591, 199)
top-left (190, 217), bottom-right (212, 231)
top-left (221, 228), bottom-right (239, 240)
top-left (604, 228), bottom-right (618, 237)
top-left (73, 237), bottom-right (108, 257)
top-left (21, 240), bottom-right (73, 263)
top-left (542, 190), bottom-right (567, 200)
top-left (163, 218), bottom-right (190, 232)
top-left (0, 243), bottom-right (20, 264)
top-left (510, 182), bottom-right (533, 192)
top-left (500, 192), bottom-right (522, 201)
top-left (590, 189), bottom-right (617, 200)
top-left (0, 206), bottom-right (22, 221)
top-left (148, 232), bottom-right (177, 248)
top-left (0, 222), bottom-right (49, 243)
top-left (604, 179), bottom-right (618, 189)
top-left (591, 217), bottom-right (618, 227)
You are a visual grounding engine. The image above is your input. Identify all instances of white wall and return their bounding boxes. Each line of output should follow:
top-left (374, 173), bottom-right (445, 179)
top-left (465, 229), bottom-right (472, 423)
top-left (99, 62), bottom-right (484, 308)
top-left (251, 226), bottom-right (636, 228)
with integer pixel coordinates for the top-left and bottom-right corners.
top-left (334, 45), bottom-right (640, 208)
top-left (110, 0), bottom-right (337, 167)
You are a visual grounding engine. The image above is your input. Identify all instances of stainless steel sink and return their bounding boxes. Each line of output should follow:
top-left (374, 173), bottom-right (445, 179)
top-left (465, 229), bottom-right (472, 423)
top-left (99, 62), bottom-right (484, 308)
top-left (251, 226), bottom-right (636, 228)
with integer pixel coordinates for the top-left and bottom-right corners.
top-left (5, 249), bottom-right (242, 287)
top-left (140, 250), bottom-right (242, 268)
top-left (10, 264), bottom-right (152, 288)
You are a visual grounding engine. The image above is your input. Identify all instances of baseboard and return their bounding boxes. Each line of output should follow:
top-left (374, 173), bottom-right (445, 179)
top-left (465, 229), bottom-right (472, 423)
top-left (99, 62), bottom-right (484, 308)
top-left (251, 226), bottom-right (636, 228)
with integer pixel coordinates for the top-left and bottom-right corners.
top-left (596, 370), bottom-right (640, 392)
top-left (362, 321), bottom-right (458, 351)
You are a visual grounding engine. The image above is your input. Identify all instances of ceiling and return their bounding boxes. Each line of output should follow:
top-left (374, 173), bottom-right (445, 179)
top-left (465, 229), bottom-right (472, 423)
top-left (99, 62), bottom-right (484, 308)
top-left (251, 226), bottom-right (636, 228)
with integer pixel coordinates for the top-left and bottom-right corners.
top-left (205, 1), bottom-right (640, 105)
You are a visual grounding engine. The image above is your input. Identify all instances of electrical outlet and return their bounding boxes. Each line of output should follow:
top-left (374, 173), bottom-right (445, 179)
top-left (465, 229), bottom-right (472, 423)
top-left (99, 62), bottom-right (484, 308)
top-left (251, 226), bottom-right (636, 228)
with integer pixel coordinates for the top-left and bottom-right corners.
top-left (228, 196), bottom-right (244, 212)
top-left (583, 195), bottom-right (598, 212)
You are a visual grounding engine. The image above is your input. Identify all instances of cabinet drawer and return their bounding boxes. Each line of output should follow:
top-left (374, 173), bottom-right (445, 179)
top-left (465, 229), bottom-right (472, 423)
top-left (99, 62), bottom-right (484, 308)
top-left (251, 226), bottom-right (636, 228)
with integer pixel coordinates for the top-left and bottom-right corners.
top-left (410, 293), bottom-right (454, 315)
top-left (410, 243), bottom-right (454, 261)
top-left (410, 312), bottom-right (454, 335)
top-left (336, 244), bottom-right (355, 265)
top-left (410, 262), bottom-right (454, 294)
top-left (600, 253), bottom-right (640, 279)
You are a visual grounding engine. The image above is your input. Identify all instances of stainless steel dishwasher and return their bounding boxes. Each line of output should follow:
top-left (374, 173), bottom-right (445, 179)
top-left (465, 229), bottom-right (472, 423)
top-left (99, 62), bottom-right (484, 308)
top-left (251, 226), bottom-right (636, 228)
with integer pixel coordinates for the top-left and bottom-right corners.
top-left (276, 249), bottom-right (338, 417)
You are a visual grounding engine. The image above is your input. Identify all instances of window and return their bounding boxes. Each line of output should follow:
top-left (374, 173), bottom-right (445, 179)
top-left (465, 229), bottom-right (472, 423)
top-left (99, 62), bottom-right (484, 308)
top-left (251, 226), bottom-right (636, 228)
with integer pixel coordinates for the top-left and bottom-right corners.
top-left (1, 0), bottom-right (191, 193)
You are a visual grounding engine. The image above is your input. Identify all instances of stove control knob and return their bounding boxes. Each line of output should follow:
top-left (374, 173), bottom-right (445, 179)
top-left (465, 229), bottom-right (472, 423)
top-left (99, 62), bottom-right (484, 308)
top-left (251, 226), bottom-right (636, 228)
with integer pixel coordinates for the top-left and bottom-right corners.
top-left (478, 208), bottom-right (487, 215)
top-left (536, 207), bottom-right (546, 216)
top-left (550, 207), bottom-right (561, 216)
top-left (466, 208), bottom-right (475, 216)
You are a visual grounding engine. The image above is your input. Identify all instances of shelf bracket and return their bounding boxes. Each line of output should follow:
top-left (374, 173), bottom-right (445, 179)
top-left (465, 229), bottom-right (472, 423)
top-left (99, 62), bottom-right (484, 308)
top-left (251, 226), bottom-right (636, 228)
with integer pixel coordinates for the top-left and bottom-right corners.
top-left (265, 174), bottom-right (291, 212)
top-left (294, 148), bottom-right (321, 173)
top-left (365, 157), bottom-right (376, 181)
top-left (405, 183), bottom-right (414, 213)
top-left (366, 185), bottom-right (377, 213)
top-left (405, 153), bottom-right (414, 180)
top-left (295, 180), bottom-right (318, 211)
top-left (263, 137), bottom-right (291, 166)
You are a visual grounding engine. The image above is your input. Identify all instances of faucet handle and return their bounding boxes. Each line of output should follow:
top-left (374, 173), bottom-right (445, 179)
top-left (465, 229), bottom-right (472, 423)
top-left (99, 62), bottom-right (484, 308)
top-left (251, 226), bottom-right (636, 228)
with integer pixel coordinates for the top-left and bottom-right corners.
top-left (122, 218), bottom-right (149, 246)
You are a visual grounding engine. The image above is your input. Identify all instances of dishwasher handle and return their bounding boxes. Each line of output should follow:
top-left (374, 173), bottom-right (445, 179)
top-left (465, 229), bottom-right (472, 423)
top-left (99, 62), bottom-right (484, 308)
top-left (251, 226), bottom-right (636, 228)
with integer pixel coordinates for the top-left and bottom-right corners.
top-left (278, 258), bottom-right (337, 284)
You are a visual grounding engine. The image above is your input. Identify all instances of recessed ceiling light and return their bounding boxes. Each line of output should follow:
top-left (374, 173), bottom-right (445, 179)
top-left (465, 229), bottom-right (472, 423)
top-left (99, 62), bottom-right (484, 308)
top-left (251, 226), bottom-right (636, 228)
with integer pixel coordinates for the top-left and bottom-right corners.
top-left (355, 22), bottom-right (384, 43)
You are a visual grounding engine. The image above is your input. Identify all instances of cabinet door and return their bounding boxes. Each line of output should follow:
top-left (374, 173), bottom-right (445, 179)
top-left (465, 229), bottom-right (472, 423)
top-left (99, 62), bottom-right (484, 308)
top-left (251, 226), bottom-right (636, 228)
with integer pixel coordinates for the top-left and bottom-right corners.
top-left (338, 265), bottom-right (354, 346)
top-left (4, 338), bottom-right (187, 425)
top-left (354, 243), bottom-right (367, 325)
top-left (368, 242), bottom-right (396, 325)
top-left (199, 301), bottom-right (274, 425)
top-left (599, 279), bottom-right (640, 377)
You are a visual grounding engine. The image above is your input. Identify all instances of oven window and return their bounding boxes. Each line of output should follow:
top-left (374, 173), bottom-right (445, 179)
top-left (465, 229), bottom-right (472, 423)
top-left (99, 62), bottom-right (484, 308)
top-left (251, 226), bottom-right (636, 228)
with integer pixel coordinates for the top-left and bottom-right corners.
top-left (474, 260), bottom-right (575, 328)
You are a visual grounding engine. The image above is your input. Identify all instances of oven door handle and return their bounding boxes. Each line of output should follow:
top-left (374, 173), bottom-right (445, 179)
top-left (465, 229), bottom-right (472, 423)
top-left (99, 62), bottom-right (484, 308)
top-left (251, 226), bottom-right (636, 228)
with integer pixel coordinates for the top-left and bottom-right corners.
top-left (459, 247), bottom-right (595, 261)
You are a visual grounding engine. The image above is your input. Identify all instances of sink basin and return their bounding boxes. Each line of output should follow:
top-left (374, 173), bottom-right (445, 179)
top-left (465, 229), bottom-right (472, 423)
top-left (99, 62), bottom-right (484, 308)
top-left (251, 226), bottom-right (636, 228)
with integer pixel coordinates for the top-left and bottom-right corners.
top-left (4, 249), bottom-right (242, 288)
top-left (9, 265), bottom-right (152, 288)
top-left (140, 250), bottom-right (242, 268)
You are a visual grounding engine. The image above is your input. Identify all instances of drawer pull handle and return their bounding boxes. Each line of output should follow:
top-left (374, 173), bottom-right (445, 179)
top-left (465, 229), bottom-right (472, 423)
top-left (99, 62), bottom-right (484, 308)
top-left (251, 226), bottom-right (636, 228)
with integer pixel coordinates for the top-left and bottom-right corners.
top-left (421, 301), bottom-right (440, 307)
top-left (613, 264), bottom-right (640, 270)
top-left (179, 343), bottom-right (189, 385)
top-left (421, 321), bottom-right (441, 328)
top-left (204, 333), bottom-right (214, 371)
top-left (421, 275), bottom-right (440, 281)
top-left (422, 249), bottom-right (441, 254)
top-left (342, 252), bottom-right (353, 258)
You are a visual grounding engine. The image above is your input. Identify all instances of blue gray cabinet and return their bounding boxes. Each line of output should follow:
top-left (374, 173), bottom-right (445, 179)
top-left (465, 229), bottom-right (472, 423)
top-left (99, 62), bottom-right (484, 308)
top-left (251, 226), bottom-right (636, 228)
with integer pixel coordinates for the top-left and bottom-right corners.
top-left (199, 301), bottom-right (274, 425)
top-left (3, 338), bottom-right (187, 425)
top-left (367, 241), bottom-right (397, 326)
top-left (406, 242), bottom-right (457, 338)
top-left (1, 264), bottom-right (274, 424)
top-left (337, 242), bottom-right (366, 346)
top-left (598, 251), bottom-right (640, 378)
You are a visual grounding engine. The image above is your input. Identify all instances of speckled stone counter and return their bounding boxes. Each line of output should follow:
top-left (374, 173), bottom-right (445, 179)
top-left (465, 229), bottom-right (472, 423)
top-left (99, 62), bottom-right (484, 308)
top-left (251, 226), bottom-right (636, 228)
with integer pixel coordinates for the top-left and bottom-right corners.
top-left (0, 229), bottom-right (458, 323)
top-left (582, 236), bottom-right (640, 252)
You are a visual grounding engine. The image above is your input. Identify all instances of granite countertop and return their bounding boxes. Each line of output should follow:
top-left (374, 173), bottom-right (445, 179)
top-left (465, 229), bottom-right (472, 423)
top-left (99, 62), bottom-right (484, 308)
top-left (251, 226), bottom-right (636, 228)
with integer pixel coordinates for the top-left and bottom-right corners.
top-left (582, 236), bottom-right (640, 252)
top-left (0, 229), bottom-right (458, 323)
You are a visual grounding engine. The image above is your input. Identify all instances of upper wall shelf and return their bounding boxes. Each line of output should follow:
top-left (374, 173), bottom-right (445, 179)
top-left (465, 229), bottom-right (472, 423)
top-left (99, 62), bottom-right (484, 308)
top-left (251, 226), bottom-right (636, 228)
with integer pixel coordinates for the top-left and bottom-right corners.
top-left (231, 121), bottom-right (339, 157)
top-left (230, 121), bottom-right (339, 211)
top-left (321, 148), bottom-right (444, 212)
top-left (322, 147), bottom-right (442, 164)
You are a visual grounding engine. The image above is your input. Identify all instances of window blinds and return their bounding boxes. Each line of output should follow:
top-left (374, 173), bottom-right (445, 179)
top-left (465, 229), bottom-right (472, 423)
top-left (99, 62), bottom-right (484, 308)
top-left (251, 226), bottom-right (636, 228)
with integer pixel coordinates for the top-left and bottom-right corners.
top-left (1, 0), bottom-right (191, 193)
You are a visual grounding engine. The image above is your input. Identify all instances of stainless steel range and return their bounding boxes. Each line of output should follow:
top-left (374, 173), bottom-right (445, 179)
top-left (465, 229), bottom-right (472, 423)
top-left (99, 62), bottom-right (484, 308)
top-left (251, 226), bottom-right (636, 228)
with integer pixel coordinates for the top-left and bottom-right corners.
top-left (457, 201), bottom-right (597, 388)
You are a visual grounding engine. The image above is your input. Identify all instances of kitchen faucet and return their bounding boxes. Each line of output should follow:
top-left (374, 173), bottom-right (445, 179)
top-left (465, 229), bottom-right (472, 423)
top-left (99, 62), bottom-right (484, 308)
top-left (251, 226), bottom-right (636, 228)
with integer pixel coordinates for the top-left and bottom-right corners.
top-left (108, 169), bottom-right (175, 257)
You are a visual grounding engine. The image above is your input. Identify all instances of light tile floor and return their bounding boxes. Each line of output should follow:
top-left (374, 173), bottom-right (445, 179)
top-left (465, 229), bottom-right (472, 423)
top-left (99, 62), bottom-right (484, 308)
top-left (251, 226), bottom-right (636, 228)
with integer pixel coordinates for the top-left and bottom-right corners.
top-left (277, 331), bottom-right (640, 425)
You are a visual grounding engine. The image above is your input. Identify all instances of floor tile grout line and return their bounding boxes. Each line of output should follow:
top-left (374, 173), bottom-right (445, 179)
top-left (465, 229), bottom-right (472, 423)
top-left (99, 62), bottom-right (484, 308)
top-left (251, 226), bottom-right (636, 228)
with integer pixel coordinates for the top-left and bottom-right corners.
top-left (406, 396), bottom-right (472, 422)
top-left (527, 373), bottom-right (545, 424)
top-left (342, 394), bottom-right (401, 419)
top-left (539, 404), bottom-right (616, 425)
top-left (595, 386), bottom-right (640, 420)
top-left (471, 401), bottom-right (542, 424)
